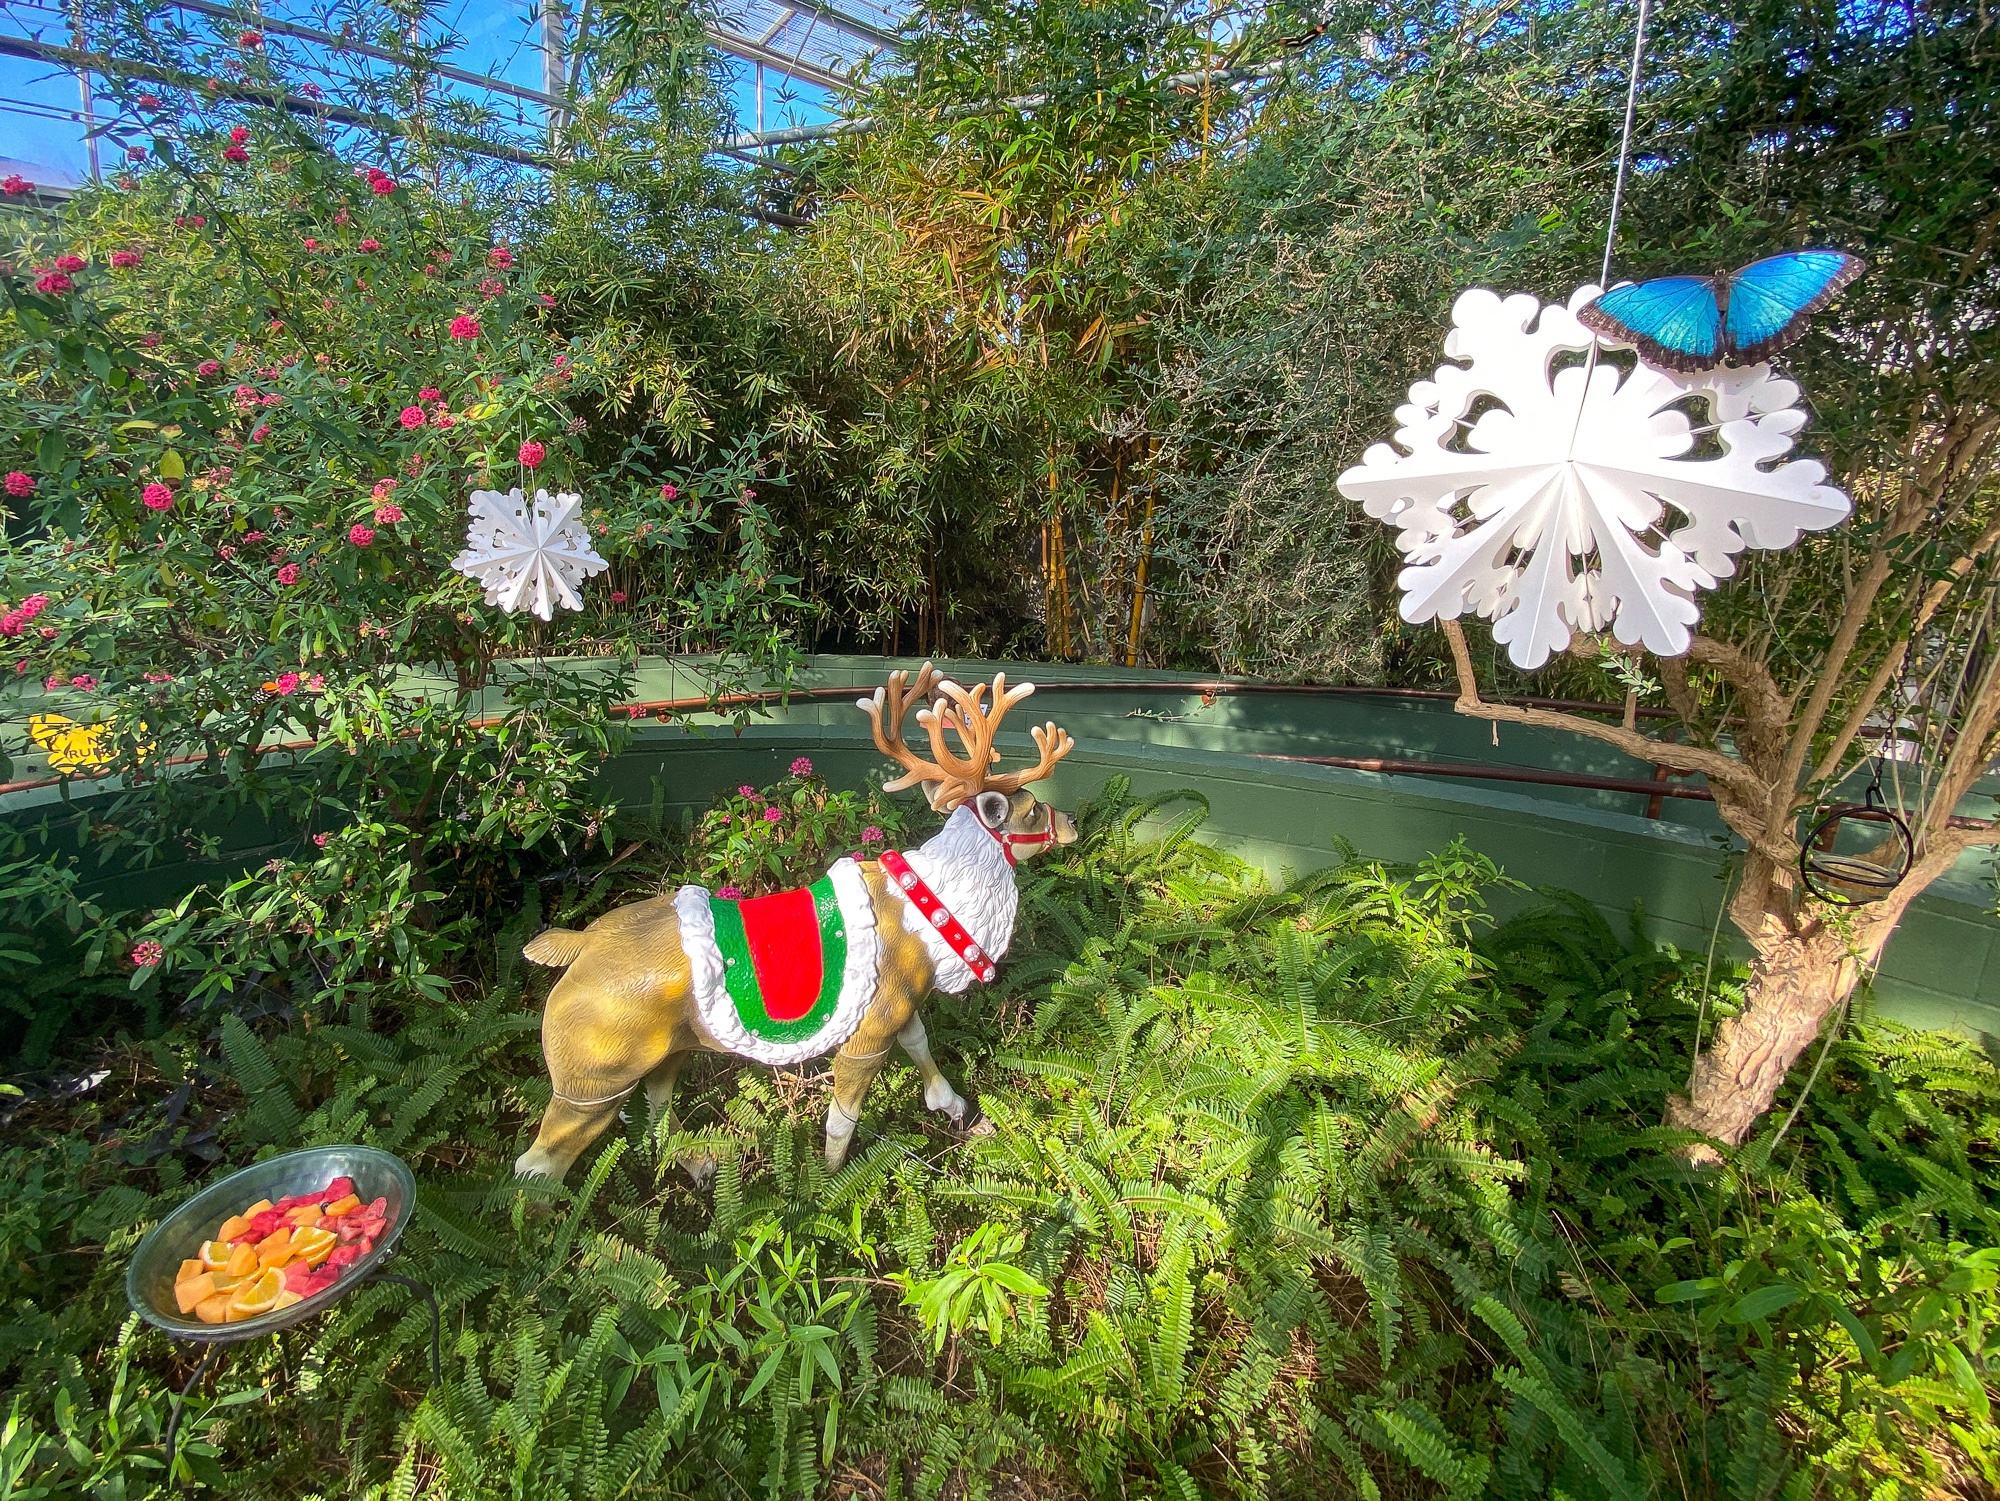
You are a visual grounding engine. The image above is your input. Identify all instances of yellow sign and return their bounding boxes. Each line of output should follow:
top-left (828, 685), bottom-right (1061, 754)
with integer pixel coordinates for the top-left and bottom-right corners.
top-left (28, 714), bottom-right (124, 772)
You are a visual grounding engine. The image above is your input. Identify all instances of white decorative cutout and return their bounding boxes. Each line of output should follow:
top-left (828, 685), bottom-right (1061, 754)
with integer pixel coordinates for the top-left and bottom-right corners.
top-left (449, 487), bottom-right (608, 621)
top-left (1335, 285), bottom-right (1851, 669)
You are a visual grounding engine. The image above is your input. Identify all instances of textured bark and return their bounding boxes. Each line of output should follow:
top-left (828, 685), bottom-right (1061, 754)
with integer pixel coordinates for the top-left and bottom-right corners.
top-left (1668, 919), bottom-right (1889, 1155)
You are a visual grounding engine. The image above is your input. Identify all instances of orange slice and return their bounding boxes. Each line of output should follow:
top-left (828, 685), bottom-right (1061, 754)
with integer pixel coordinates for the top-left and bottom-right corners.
top-left (174, 1273), bottom-right (217, 1314)
top-left (199, 1240), bottom-right (234, 1271)
top-left (195, 1292), bottom-right (233, 1325)
top-left (225, 1243), bottom-right (258, 1279)
top-left (323, 1194), bottom-right (361, 1218)
top-left (272, 1289), bottom-right (303, 1310)
top-left (255, 1227), bottom-right (292, 1260)
top-left (177, 1258), bottom-right (205, 1285)
top-left (209, 1273), bottom-right (240, 1292)
top-left (286, 1205), bottom-right (323, 1229)
top-left (291, 1227), bottom-right (337, 1267)
top-left (225, 1268), bottom-right (284, 1321)
top-left (216, 1215), bottom-right (252, 1242)
top-left (243, 1199), bottom-right (274, 1217)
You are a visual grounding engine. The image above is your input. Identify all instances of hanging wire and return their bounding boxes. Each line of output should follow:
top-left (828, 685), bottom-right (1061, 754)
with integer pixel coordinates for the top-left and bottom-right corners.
top-left (1600, 0), bottom-right (1653, 288)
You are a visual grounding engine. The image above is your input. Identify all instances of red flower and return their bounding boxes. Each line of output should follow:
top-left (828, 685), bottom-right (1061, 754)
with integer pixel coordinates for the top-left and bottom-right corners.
top-left (272, 671), bottom-right (299, 694)
top-left (609, 590), bottom-right (627, 604)
top-left (488, 246), bottom-right (514, 269)
top-left (518, 440), bottom-right (546, 469)
top-left (238, 30), bottom-right (261, 47)
top-left (276, 563), bottom-right (301, 585)
top-left (126, 146), bottom-right (147, 163)
top-left (223, 145), bottom-right (249, 163)
top-left (398, 406), bottom-right (426, 429)
top-left (367, 170), bottom-right (395, 195)
top-left (373, 503), bottom-right (404, 523)
top-left (479, 277), bottom-right (503, 298)
top-left (348, 523), bottom-right (375, 546)
top-left (300, 82), bottom-right (323, 100)
top-left (138, 93), bottom-right (161, 109)
top-left (251, 425), bottom-right (270, 442)
top-left (4, 472), bottom-right (35, 497)
top-left (302, 237), bottom-right (318, 251)
top-left (243, 530), bottom-right (264, 542)
top-left (358, 237), bottom-right (381, 252)
top-left (539, 292), bottom-right (556, 307)
top-left (54, 255), bottom-right (84, 273)
top-left (189, 214), bottom-right (205, 227)
top-left (110, 249), bottom-right (142, 268)
top-left (141, 482), bottom-right (174, 511)
top-left (417, 386), bottom-right (441, 402)
top-left (131, 940), bottom-right (164, 967)
top-left (660, 483), bottom-right (678, 500)
top-left (2, 174), bottom-right (31, 195)
top-left (229, 126), bottom-right (250, 145)
top-left (70, 672), bottom-right (97, 690)
top-left (448, 314), bottom-right (481, 340)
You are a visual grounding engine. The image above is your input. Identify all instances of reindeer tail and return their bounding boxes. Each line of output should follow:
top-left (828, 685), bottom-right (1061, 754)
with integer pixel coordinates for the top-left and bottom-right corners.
top-left (523, 927), bottom-right (590, 968)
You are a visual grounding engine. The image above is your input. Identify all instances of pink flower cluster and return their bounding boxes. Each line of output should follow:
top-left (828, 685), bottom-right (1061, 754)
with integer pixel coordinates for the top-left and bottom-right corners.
top-left (2, 174), bottom-right (32, 195)
top-left (762, 806), bottom-right (783, 823)
top-left (0, 593), bottom-right (51, 636)
top-left (4, 471), bottom-right (35, 497)
top-left (269, 672), bottom-right (300, 695)
top-left (141, 482), bottom-right (174, 511)
top-left (518, 440), bottom-right (545, 469)
top-left (609, 590), bottom-right (627, 604)
top-left (488, 246), bottom-right (514, 269)
top-left (348, 523), bottom-right (375, 547)
top-left (374, 502), bottom-right (404, 524)
top-left (34, 271), bottom-right (72, 295)
top-left (359, 237), bottom-right (381, 253)
top-left (143, 670), bottom-right (173, 683)
top-left (399, 406), bottom-right (426, 429)
top-left (197, 360), bottom-right (222, 377)
top-left (131, 940), bottom-right (164, 967)
top-left (110, 249), bottom-right (143, 269)
top-left (716, 886), bottom-right (744, 899)
top-left (791, 757), bottom-right (813, 776)
top-left (276, 563), bottom-right (301, 585)
top-left (861, 825), bottom-right (884, 843)
top-left (54, 255), bottom-right (83, 273)
top-left (660, 483), bottom-right (678, 501)
top-left (448, 314), bottom-right (481, 341)
top-left (365, 166), bottom-right (396, 195)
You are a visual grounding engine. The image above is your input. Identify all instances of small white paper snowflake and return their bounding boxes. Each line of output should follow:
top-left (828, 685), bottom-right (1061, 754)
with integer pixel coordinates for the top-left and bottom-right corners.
top-left (1335, 285), bottom-right (1852, 669)
top-left (449, 487), bottom-right (607, 621)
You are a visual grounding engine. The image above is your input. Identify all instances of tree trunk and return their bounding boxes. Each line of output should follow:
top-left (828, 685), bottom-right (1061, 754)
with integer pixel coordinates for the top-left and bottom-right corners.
top-left (1667, 916), bottom-right (1890, 1155)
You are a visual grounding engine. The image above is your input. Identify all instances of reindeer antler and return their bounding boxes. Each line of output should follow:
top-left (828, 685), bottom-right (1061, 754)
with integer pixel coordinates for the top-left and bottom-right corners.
top-left (857, 661), bottom-right (950, 797)
top-left (860, 665), bottom-right (1074, 811)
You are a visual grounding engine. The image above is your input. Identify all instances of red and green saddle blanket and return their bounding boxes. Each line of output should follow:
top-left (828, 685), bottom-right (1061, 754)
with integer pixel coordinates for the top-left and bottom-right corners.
top-left (675, 858), bottom-right (881, 1066)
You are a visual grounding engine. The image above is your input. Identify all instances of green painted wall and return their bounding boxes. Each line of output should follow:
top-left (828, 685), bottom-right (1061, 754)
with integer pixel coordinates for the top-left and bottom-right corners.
top-left (7, 654), bottom-right (1995, 1037)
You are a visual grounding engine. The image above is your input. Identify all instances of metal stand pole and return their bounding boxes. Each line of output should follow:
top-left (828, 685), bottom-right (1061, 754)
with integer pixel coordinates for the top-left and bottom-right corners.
top-left (362, 1271), bottom-right (442, 1384)
top-left (162, 1344), bottom-right (219, 1495)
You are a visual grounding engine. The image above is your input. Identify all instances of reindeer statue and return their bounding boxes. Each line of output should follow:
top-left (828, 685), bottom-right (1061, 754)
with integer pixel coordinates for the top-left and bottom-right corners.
top-left (513, 664), bottom-right (1077, 1180)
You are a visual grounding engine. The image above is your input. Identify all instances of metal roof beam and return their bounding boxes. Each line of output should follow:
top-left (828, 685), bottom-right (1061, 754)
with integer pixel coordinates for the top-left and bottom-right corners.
top-left (714, 57), bottom-right (1287, 151)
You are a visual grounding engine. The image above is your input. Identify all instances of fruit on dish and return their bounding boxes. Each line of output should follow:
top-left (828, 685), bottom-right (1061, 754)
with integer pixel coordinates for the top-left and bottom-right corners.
top-left (170, 1175), bottom-right (392, 1323)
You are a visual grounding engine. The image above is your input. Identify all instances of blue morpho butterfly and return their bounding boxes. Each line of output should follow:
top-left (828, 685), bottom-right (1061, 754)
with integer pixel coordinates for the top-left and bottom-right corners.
top-left (1577, 249), bottom-right (1866, 373)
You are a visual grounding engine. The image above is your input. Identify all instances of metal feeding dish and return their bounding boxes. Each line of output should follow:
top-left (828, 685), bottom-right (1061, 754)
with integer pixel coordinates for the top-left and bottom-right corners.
top-left (126, 1145), bottom-right (416, 1344)
top-left (1797, 787), bottom-right (1914, 906)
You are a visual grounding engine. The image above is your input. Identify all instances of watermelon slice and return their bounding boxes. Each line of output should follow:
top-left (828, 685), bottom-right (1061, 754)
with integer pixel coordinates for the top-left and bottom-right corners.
top-left (324, 1242), bottom-right (365, 1270)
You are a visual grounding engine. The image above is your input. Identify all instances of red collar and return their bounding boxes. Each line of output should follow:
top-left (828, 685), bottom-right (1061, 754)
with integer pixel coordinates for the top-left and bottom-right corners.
top-left (878, 848), bottom-right (998, 983)
top-left (980, 810), bottom-right (1053, 866)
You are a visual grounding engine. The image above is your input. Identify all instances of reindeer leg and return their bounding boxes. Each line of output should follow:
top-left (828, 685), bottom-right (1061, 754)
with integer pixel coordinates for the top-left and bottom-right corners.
top-left (643, 1049), bottom-right (716, 1188)
top-left (514, 1086), bottom-right (633, 1181)
top-left (896, 1014), bottom-right (969, 1126)
top-left (825, 1043), bottom-right (892, 1171)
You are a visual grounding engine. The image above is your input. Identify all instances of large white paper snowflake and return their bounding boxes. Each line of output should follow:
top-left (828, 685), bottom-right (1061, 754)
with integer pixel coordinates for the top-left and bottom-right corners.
top-left (449, 487), bottom-right (608, 621)
top-left (1335, 285), bottom-right (1851, 669)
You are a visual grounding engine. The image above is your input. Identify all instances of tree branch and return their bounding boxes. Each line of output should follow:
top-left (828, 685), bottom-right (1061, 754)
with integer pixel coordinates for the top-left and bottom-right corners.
top-left (1438, 620), bottom-right (1766, 795)
top-left (1812, 515), bottom-right (2000, 785)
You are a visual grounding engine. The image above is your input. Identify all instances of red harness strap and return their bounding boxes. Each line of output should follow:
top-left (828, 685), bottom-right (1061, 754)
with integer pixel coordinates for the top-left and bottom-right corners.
top-left (878, 848), bottom-right (999, 983)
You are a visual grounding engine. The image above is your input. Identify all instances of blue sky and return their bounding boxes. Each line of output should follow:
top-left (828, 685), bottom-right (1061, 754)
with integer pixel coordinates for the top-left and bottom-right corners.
top-left (0, 0), bottom-right (840, 183)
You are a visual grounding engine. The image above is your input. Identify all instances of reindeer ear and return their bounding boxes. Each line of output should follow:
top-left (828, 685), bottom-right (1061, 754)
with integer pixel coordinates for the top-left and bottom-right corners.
top-left (974, 791), bottom-right (1011, 828)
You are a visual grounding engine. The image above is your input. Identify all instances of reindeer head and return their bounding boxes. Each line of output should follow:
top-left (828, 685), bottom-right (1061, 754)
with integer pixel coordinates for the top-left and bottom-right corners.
top-left (858, 662), bottom-right (1078, 859)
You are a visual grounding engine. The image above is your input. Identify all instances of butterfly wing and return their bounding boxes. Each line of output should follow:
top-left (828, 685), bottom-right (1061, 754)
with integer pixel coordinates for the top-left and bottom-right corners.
top-left (1722, 249), bottom-right (1866, 364)
top-left (1578, 278), bottom-right (1724, 372)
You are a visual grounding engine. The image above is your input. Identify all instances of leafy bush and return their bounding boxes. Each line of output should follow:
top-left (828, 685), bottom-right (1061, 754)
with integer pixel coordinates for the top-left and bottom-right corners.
top-left (679, 757), bottom-right (914, 896)
top-left (0, 777), bottom-right (1992, 1498)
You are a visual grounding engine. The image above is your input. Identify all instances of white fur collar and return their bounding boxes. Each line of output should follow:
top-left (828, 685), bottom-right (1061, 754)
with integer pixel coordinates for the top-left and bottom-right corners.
top-left (895, 804), bottom-right (1019, 993)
